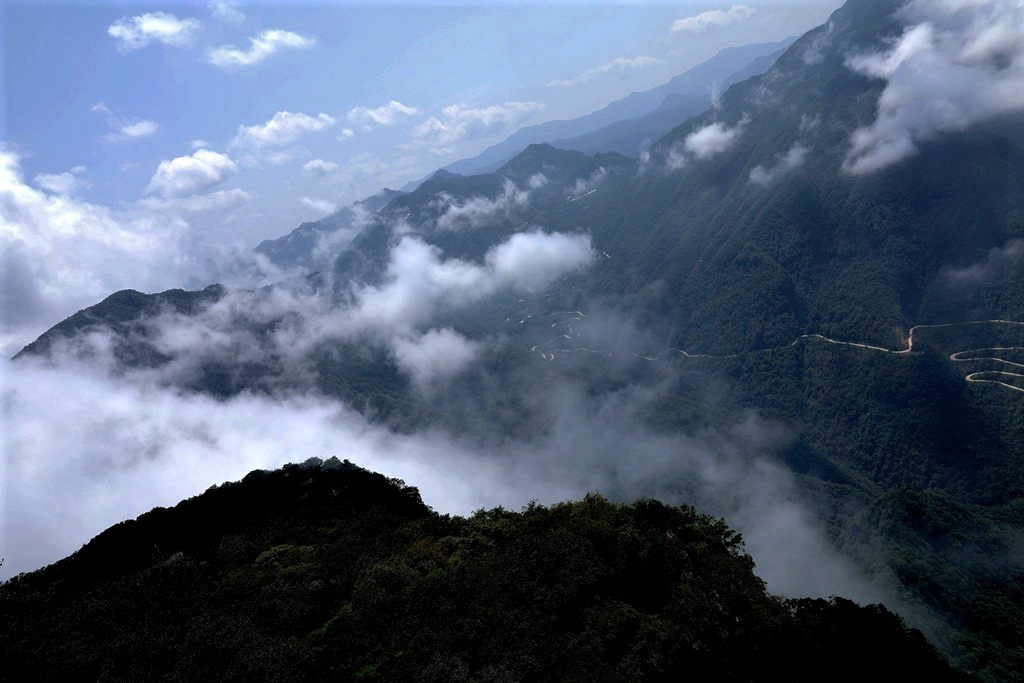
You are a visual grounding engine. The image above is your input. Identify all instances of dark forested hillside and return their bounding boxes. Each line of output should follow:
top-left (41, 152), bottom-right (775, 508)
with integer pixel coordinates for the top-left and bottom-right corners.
top-left (0, 459), bottom-right (965, 682)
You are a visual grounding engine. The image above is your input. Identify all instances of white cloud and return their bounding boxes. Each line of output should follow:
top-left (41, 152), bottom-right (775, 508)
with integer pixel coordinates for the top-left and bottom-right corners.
top-left (108, 12), bottom-right (202, 52)
top-left (392, 327), bottom-right (481, 393)
top-left (207, 29), bottom-right (314, 69)
top-left (434, 179), bottom-right (531, 232)
top-left (100, 225), bottom-right (594, 390)
top-left (685, 120), bottom-right (744, 159)
top-left (547, 55), bottom-right (663, 88)
top-left (138, 188), bottom-right (252, 213)
top-left (0, 150), bottom-right (226, 352)
top-left (231, 111), bottom-right (336, 149)
top-left (667, 119), bottom-right (746, 170)
top-left (298, 196), bottom-right (338, 214)
top-left (749, 144), bottom-right (809, 185)
top-left (116, 120), bottom-right (159, 140)
top-left (944, 238), bottom-right (1024, 285)
top-left (146, 149), bottom-right (238, 198)
top-left (303, 159), bottom-right (341, 176)
top-left (33, 166), bottom-right (89, 195)
top-left (347, 100), bottom-right (420, 131)
top-left (671, 5), bottom-right (755, 33)
top-left (209, 1), bottom-right (245, 23)
top-left (567, 167), bottom-right (607, 196)
top-left (338, 128), bottom-right (356, 141)
top-left (802, 20), bottom-right (835, 66)
top-left (190, 139), bottom-right (210, 150)
top-left (91, 102), bottom-right (158, 142)
top-left (0, 347), bottom-right (887, 606)
top-left (412, 101), bottom-right (545, 151)
top-left (843, 1), bottom-right (1024, 174)
top-left (277, 229), bottom-right (596, 346)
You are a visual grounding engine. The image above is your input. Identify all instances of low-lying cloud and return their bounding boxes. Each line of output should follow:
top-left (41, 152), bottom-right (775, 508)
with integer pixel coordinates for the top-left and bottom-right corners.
top-left (749, 143), bottom-right (809, 185)
top-left (0, 346), bottom-right (891, 612)
top-left (330, 229), bottom-right (595, 340)
top-left (843, 0), bottom-right (1024, 174)
top-left (666, 119), bottom-right (747, 170)
top-left (434, 179), bottom-right (531, 232)
top-left (1, 208), bottom-right (900, 629)
top-left (943, 238), bottom-right (1024, 286)
top-left (392, 327), bottom-right (482, 393)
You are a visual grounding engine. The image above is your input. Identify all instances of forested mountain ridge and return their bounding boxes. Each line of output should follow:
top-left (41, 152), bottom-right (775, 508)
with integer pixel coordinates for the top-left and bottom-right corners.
top-left (0, 460), bottom-right (966, 682)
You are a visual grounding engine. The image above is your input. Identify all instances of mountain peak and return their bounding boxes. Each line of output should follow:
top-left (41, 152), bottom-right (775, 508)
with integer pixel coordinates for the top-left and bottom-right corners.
top-left (497, 143), bottom-right (590, 180)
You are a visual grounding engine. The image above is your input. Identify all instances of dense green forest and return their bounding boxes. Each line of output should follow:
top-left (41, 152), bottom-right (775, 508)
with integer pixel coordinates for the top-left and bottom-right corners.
top-left (1, 459), bottom-right (966, 682)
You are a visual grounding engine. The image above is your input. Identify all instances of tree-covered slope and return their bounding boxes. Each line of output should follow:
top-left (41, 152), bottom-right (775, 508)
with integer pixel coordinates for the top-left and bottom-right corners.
top-left (0, 459), bottom-right (964, 682)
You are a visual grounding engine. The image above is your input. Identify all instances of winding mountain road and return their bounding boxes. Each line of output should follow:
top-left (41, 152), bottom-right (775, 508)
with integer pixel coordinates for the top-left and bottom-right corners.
top-left (519, 313), bottom-right (1024, 394)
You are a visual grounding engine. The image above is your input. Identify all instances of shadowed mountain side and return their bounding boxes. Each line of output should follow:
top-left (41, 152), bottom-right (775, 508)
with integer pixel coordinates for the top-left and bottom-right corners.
top-left (254, 188), bottom-right (407, 274)
top-left (12, 285), bottom-right (226, 364)
top-left (0, 459), bottom-right (966, 682)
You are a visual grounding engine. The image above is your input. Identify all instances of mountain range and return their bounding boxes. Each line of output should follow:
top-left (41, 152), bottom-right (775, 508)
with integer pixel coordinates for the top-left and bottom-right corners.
top-left (7, 0), bottom-right (1024, 679)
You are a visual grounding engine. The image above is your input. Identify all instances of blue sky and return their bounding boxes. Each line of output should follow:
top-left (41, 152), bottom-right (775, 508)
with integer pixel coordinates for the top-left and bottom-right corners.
top-left (0, 1), bottom-right (841, 351)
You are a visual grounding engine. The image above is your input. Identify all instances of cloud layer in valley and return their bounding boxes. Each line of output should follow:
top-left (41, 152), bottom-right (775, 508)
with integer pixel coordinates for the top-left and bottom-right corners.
top-left (2, 180), bottom-right (892, 615)
top-left (0, 342), bottom-right (892, 614)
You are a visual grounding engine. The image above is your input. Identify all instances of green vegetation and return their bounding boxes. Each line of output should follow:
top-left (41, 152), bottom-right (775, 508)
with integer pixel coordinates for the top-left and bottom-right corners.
top-left (0, 460), bottom-right (964, 682)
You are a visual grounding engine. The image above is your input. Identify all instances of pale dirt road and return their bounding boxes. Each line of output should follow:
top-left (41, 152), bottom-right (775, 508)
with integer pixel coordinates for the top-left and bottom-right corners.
top-left (520, 316), bottom-right (1024, 394)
